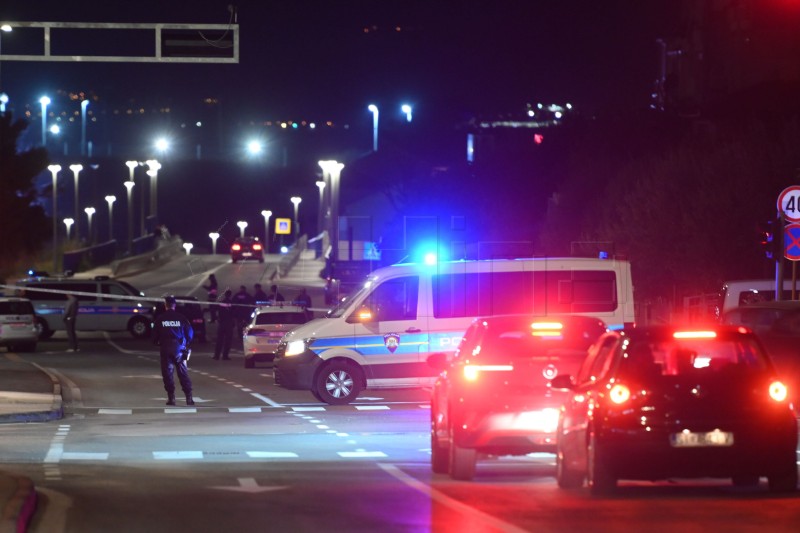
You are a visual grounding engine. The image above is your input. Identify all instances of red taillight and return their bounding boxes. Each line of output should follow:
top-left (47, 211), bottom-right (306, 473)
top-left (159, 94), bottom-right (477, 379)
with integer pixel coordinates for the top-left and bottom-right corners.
top-left (253, 243), bottom-right (263, 251)
top-left (769, 381), bottom-right (788, 402)
top-left (232, 244), bottom-right (242, 251)
top-left (673, 331), bottom-right (717, 339)
top-left (462, 364), bottom-right (513, 381)
top-left (609, 383), bottom-right (631, 404)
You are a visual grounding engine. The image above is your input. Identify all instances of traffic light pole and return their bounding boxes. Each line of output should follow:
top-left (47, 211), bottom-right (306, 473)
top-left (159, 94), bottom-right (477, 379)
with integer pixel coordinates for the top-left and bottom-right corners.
top-left (776, 212), bottom-right (785, 301)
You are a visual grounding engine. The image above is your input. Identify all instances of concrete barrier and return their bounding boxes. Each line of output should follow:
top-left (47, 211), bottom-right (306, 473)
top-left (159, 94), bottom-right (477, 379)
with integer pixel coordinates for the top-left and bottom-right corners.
top-left (112, 238), bottom-right (184, 277)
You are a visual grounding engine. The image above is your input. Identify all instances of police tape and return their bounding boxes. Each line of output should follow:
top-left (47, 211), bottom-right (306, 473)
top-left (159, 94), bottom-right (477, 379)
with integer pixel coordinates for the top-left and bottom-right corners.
top-left (0, 283), bottom-right (324, 313)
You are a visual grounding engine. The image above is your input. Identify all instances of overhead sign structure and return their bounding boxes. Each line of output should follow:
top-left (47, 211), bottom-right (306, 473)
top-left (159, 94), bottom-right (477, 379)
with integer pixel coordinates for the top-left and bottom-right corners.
top-left (784, 224), bottom-right (800, 262)
top-left (274, 218), bottom-right (291, 235)
top-left (777, 186), bottom-right (800, 223)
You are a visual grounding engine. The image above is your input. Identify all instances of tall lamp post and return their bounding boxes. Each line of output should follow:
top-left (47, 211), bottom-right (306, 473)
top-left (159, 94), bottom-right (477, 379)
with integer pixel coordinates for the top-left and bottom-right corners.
top-left (319, 161), bottom-right (344, 263)
top-left (146, 159), bottom-right (161, 220)
top-left (401, 103), bottom-right (413, 122)
top-left (290, 197), bottom-right (302, 240)
top-left (80, 100), bottom-right (89, 156)
top-left (209, 232), bottom-right (219, 255)
top-left (63, 218), bottom-right (74, 240)
top-left (260, 210), bottom-right (272, 252)
top-left (48, 164), bottom-right (61, 272)
top-left (315, 181), bottom-right (326, 234)
top-left (237, 221), bottom-right (248, 238)
top-left (0, 24), bottom-right (11, 112)
top-left (368, 104), bottom-right (379, 152)
top-left (124, 180), bottom-right (135, 253)
top-left (104, 195), bottom-right (116, 241)
top-left (69, 164), bottom-right (83, 241)
top-left (124, 161), bottom-right (142, 236)
top-left (40, 96), bottom-right (50, 147)
top-left (84, 207), bottom-right (95, 244)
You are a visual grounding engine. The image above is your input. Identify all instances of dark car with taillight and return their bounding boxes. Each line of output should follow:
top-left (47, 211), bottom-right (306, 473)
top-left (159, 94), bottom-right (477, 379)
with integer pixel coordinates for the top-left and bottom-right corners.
top-left (553, 325), bottom-right (798, 495)
top-left (428, 314), bottom-right (607, 481)
top-left (230, 237), bottom-right (264, 263)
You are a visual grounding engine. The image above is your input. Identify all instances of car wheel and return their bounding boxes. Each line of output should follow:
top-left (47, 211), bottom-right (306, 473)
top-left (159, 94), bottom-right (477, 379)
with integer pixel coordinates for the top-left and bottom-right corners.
top-left (244, 357), bottom-right (255, 369)
top-left (35, 317), bottom-right (53, 340)
top-left (430, 416), bottom-right (450, 474)
top-left (731, 475), bottom-right (760, 488)
top-left (449, 442), bottom-right (476, 481)
top-left (767, 457), bottom-right (798, 493)
top-left (310, 387), bottom-right (323, 402)
top-left (588, 432), bottom-right (616, 495)
top-left (314, 361), bottom-right (362, 405)
top-left (128, 316), bottom-right (151, 338)
top-left (556, 441), bottom-right (584, 489)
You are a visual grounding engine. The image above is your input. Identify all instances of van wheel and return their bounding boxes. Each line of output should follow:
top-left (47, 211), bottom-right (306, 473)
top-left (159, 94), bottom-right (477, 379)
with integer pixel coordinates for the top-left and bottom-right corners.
top-left (35, 317), bottom-right (53, 340)
top-left (431, 430), bottom-right (450, 474)
top-left (128, 317), bottom-right (151, 338)
top-left (315, 361), bottom-right (362, 405)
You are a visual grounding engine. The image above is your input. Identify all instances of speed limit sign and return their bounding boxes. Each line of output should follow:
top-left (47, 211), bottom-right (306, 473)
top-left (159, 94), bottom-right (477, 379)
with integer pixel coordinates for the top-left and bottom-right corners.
top-left (777, 186), bottom-right (800, 222)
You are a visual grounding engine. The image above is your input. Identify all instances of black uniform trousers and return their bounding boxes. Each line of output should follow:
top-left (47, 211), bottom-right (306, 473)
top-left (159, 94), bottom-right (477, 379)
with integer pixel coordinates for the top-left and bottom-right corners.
top-left (160, 341), bottom-right (192, 396)
top-left (214, 319), bottom-right (234, 359)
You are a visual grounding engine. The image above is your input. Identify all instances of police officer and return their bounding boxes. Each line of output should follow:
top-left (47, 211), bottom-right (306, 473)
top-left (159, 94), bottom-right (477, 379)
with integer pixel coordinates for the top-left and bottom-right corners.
top-left (153, 295), bottom-right (195, 405)
top-left (63, 293), bottom-right (79, 352)
top-left (213, 289), bottom-right (234, 361)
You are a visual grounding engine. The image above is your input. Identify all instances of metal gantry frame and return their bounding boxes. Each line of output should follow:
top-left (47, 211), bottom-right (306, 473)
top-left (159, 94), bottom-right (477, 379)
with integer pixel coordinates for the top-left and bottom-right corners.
top-left (0, 21), bottom-right (239, 63)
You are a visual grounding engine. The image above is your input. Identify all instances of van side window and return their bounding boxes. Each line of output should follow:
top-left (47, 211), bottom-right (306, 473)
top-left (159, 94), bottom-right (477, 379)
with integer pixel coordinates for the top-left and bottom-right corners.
top-left (368, 276), bottom-right (419, 322)
top-left (102, 283), bottom-right (129, 301)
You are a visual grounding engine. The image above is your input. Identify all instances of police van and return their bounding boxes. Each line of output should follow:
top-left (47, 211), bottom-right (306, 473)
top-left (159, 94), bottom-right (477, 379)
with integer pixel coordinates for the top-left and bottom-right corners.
top-left (14, 275), bottom-right (152, 340)
top-left (274, 256), bottom-right (635, 404)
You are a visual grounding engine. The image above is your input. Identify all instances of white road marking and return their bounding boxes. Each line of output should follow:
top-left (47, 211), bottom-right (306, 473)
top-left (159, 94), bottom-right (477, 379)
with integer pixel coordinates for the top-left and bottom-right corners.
top-left (98, 409), bottom-right (133, 415)
top-left (62, 452), bottom-right (109, 461)
top-left (165, 408), bottom-right (197, 414)
top-left (229, 407), bottom-right (262, 413)
top-left (209, 477), bottom-right (288, 493)
top-left (153, 451), bottom-right (203, 460)
top-left (250, 392), bottom-right (282, 407)
top-left (354, 405), bottom-right (390, 411)
top-left (378, 463), bottom-right (531, 533)
top-left (338, 451), bottom-right (387, 458)
top-left (246, 451), bottom-right (299, 458)
top-left (291, 406), bottom-right (325, 412)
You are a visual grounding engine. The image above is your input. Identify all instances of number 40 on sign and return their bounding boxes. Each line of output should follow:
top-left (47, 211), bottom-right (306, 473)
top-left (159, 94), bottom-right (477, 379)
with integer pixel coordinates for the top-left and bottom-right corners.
top-left (777, 186), bottom-right (800, 223)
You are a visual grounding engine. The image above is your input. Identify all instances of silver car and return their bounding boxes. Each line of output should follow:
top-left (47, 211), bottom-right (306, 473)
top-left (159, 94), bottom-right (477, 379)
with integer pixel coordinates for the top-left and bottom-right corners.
top-left (0, 297), bottom-right (38, 352)
top-left (242, 305), bottom-right (310, 368)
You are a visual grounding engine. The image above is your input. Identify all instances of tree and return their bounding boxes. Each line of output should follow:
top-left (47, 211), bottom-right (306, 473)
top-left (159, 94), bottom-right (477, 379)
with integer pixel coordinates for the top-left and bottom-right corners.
top-left (0, 112), bottom-right (51, 280)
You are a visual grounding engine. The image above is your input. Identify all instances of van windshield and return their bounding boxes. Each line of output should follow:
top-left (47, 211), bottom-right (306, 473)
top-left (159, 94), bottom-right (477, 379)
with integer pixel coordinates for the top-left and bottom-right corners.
top-left (326, 283), bottom-right (371, 318)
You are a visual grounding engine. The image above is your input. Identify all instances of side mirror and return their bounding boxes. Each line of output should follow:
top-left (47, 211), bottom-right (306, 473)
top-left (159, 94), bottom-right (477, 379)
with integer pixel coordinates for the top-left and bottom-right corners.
top-left (550, 374), bottom-right (574, 390)
top-left (427, 352), bottom-right (449, 371)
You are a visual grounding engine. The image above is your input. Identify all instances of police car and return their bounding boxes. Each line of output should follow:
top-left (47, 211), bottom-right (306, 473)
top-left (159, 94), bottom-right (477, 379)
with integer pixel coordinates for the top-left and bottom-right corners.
top-left (243, 305), bottom-right (310, 368)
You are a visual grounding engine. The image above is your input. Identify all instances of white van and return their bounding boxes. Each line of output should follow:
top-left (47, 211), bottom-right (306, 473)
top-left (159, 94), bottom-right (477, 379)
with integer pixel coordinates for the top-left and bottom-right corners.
top-left (718, 279), bottom-right (799, 318)
top-left (0, 297), bottom-right (38, 352)
top-left (274, 257), bottom-right (634, 404)
top-left (13, 275), bottom-right (152, 340)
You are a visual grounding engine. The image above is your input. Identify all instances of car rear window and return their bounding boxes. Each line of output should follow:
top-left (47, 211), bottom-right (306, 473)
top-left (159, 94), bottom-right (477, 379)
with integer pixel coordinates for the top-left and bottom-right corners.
top-left (255, 312), bottom-right (306, 325)
top-left (0, 301), bottom-right (34, 314)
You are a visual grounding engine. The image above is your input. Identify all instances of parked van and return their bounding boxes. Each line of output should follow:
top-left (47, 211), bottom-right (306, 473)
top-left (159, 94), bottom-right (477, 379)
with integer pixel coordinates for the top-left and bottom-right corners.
top-left (718, 279), bottom-right (800, 318)
top-left (14, 275), bottom-right (152, 340)
top-left (274, 257), bottom-right (634, 404)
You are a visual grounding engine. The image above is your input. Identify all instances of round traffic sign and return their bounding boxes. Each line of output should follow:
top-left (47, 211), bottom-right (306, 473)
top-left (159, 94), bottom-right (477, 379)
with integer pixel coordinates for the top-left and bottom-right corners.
top-left (777, 186), bottom-right (800, 222)
top-left (784, 224), bottom-right (800, 261)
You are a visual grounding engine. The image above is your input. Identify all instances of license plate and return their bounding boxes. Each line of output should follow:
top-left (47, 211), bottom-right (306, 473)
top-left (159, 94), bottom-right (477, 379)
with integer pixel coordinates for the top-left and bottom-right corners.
top-left (670, 430), bottom-right (733, 447)
top-left (242, 252), bottom-right (252, 256)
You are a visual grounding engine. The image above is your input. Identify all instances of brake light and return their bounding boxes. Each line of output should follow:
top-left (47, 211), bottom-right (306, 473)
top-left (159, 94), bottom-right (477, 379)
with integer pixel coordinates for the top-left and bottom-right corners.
top-left (253, 243), bottom-right (263, 251)
top-left (463, 364), bottom-right (513, 381)
top-left (232, 244), bottom-right (242, 251)
top-left (769, 381), bottom-right (788, 402)
top-left (673, 331), bottom-right (717, 339)
top-left (609, 384), bottom-right (631, 404)
top-left (531, 321), bottom-right (563, 338)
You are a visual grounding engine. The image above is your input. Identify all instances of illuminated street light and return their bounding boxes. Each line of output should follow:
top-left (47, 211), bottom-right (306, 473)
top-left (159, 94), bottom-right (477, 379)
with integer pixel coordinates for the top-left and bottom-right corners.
top-left (315, 181), bottom-right (326, 234)
top-left (260, 210), bottom-right (272, 251)
top-left (237, 220), bottom-right (248, 238)
top-left (80, 100), bottom-right (89, 156)
top-left (0, 93), bottom-right (8, 115)
top-left (69, 164), bottom-right (83, 241)
top-left (155, 137), bottom-right (169, 154)
top-left (84, 207), bottom-right (95, 244)
top-left (183, 242), bottom-right (193, 255)
top-left (0, 24), bottom-right (11, 108)
top-left (209, 232), bottom-right (220, 254)
top-left (124, 180), bottom-right (135, 253)
top-left (48, 164), bottom-right (61, 272)
top-left (290, 196), bottom-right (302, 238)
top-left (368, 104), bottom-right (379, 152)
top-left (104, 195), bottom-right (116, 241)
top-left (63, 218), bottom-right (74, 240)
top-left (40, 96), bottom-right (50, 146)
top-left (318, 160), bottom-right (344, 262)
top-left (401, 104), bottom-right (413, 122)
top-left (145, 159), bottom-right (161, 219)
top-left (247, 140), bottom-right (263, 155)
top-left (49, 124), bottom-right (60, 135)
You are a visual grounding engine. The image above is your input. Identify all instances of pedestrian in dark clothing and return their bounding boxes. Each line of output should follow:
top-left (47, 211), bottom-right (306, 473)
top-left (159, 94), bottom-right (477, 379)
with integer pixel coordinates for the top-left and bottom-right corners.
top-left (203, 274), bottom-right (219, 322)
top-left (253, 283), bottom-right (268, 305)
top-left (214, 289), bottom-right (234, 360)
top-left (268, 284), bottom-right (285, 303)
top-left (153, 295), bottom-right (195, 405)
top-left (294, 288), bottom-right (313, 321)
top-left (232, 285), bottom-right (254, 338)
top-left (64, 293), bottom-right (79, 352)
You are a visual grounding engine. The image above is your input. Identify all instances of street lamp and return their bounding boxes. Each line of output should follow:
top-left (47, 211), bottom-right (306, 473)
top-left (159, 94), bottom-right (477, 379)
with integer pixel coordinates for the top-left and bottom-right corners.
top-left (84, 207), bottom-right (95, 244)
top-left (104, 195), bottom-right (116, 241)
top-left (260, 210), bottom-right (272, 251)
top-left (290, 196), bottom-right (302, 239)
top-left (237, 220), bottom-right (248, 238)
top-left (319, 160), bottom-right (344, 262)
top-left (209, 232), bottom-right (219, 254)
top-left (315, 181), bottom-right (326, 234)
top-left (183, 242), bottom-right (193, 255)
top-left (63, 218), bottom-right (74, 240)
top-left (368, 104), bottom-right (379, 152)
top-left (0, 24), bottom-right (11, 112)
top-left (146, 159), bottom-right (161, 219)
top-left (0, 93), bottom-right (8, 115)
top-left (48, 164), bottom-right (61, 272)
top-left (69, 164), bottom-right (83, 241)
top-left (401, 104), bottom-right (413, 122)
top-left (80, 100), bottom-right (89, 156)
top-left (124, 180), bottom-right (135, 253)
top-left (40, 96), bottom-right (50, 146)
top-left (155, 137), bottom-right (169, 154)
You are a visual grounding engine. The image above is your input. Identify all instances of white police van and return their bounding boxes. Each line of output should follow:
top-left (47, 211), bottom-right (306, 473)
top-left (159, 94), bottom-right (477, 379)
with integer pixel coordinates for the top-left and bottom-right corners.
top-left (274, 257), bottom-right (635, 404)
top-left (14, 275), bottom-right (152, 340)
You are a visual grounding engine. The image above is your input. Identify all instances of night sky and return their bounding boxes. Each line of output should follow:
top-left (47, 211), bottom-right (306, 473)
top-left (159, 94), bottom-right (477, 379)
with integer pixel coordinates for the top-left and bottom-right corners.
top-left (0, 1), bottom-right (675, 121)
